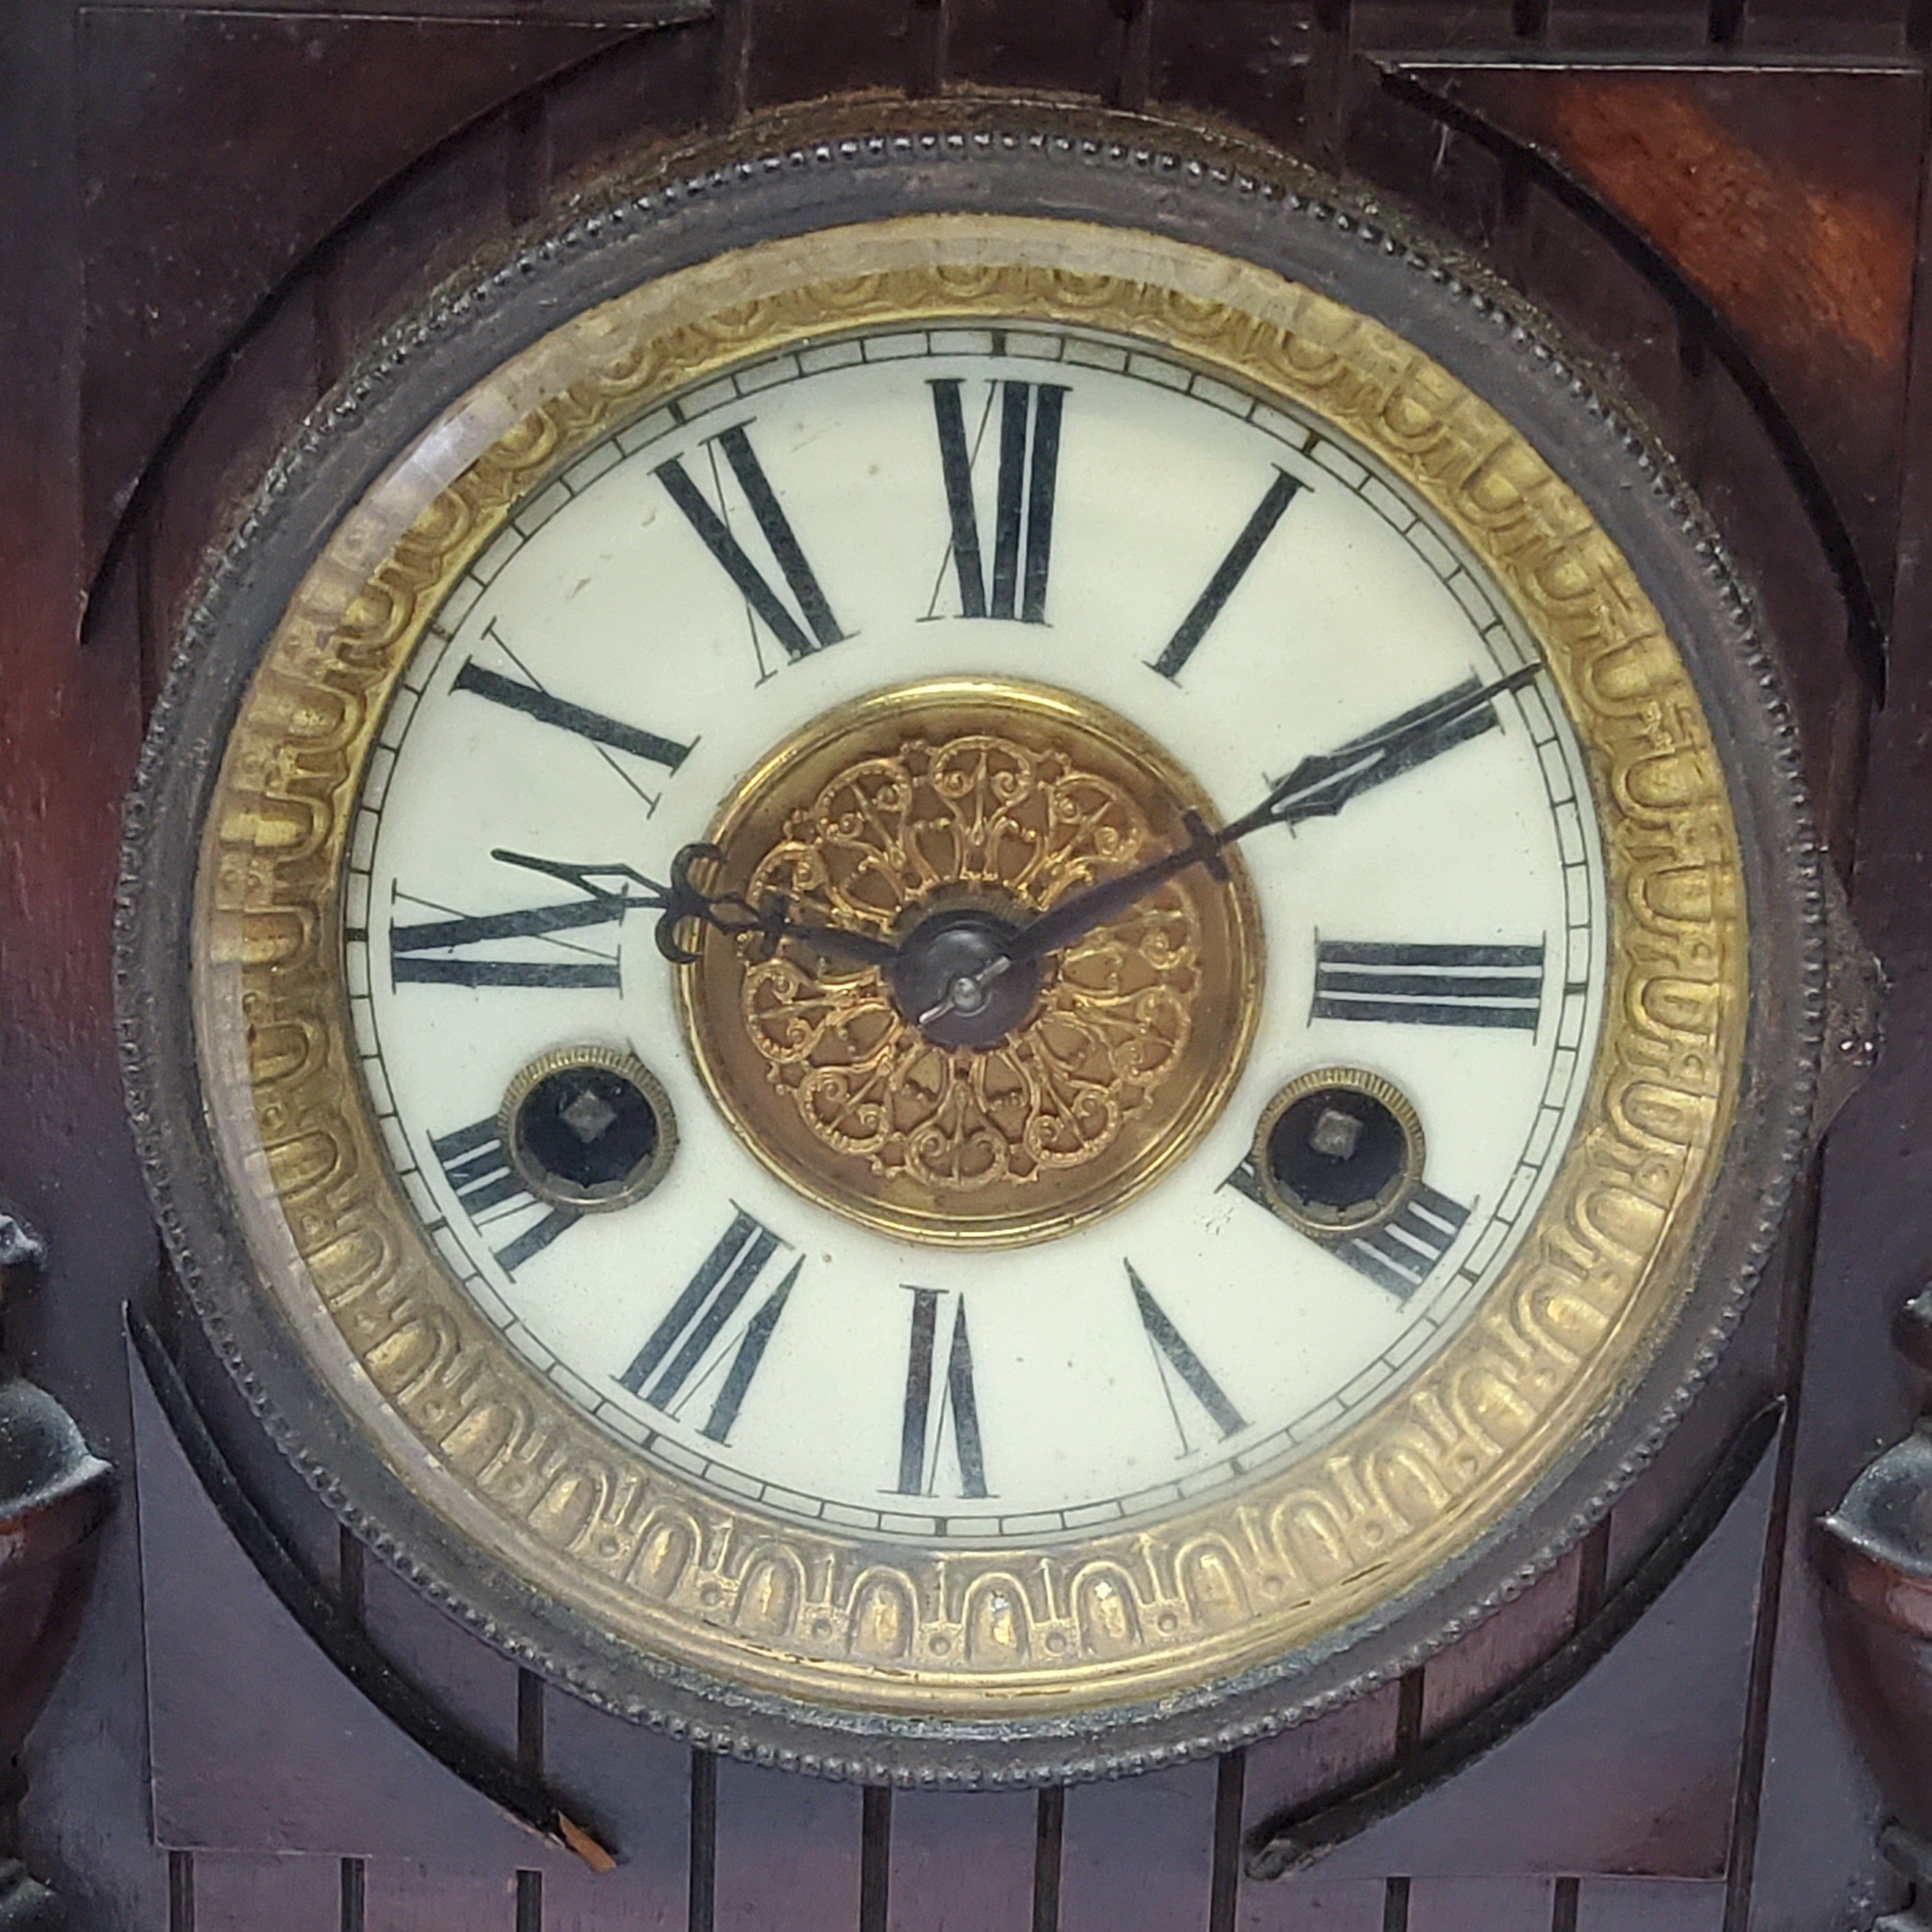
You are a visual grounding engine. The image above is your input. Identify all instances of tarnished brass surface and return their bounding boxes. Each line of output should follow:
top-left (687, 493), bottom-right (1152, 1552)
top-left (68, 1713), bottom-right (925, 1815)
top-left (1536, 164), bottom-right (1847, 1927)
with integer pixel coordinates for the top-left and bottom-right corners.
top-left (191, 218), bottom-right (1747, 1715)
top-left (681, 679), bottom-right (1259, 1245)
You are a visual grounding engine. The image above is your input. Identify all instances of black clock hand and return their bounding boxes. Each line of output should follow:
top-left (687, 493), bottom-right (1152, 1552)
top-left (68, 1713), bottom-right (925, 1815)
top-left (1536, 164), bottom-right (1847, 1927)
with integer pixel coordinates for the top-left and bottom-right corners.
top-left (995, 663), bottom-right (1542, 974)
top-left (492, 845), bottom-right (900, 970)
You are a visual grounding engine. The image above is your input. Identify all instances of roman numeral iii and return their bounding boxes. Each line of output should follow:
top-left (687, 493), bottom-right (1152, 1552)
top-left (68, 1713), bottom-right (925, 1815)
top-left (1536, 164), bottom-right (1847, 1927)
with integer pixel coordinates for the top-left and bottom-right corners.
top-left (896, 1287), bottom-right (988, 1499)
top-left (928, 377), bottom-right (1067, 623)
top-left (429, 1117), bottom-right (579, 1274)
top-left (618, 1208), bottom-right (799, 1444)
top-left (1313, 939), bottom-right (1546, 1032)
top-left (655, 423), bottom-right (846, 663)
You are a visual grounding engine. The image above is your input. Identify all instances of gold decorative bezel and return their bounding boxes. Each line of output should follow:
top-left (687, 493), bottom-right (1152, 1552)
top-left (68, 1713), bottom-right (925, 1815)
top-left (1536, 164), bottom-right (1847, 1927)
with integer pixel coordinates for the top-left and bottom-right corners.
top-left (192, 217), bottom-right (1746, 1716)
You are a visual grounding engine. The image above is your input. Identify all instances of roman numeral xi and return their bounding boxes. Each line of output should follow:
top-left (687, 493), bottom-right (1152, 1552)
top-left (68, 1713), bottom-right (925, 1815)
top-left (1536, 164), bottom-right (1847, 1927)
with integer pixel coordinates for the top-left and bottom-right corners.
top-left (655, 424), bottom-right (846, 664)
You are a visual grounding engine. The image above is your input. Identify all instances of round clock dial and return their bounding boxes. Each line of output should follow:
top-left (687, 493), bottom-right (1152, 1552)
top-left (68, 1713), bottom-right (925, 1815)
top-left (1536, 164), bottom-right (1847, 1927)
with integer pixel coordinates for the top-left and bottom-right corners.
top-left (121, 123), bottom-right (1818, 1781)
top-left (347, 318), bottom-right (1599, 1542)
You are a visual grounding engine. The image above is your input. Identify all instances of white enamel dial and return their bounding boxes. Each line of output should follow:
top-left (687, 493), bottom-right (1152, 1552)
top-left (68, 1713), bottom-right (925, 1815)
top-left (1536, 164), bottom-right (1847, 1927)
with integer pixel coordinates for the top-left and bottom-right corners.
top-left (343, 321), bottom-right (1606, 1544)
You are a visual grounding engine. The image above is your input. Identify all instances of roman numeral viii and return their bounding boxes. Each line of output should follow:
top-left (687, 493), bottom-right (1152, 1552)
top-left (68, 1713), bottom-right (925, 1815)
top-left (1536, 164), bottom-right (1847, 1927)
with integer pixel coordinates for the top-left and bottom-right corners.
top-left (928, 378), bottom-right (1067, 623)
top-left (1226, 1164), bottom-right (1471, 1305)
top-left (618, 1208), bottom-right (799, 1445)
top-left (896, 1287), bottom-right (988, 1499)
top-left (655, 424), bottom-right (845, 664)
top-left (430, 1117), bottom-right (579, 1275)
top-left (1313, 939), bottom-right (1546, 1032)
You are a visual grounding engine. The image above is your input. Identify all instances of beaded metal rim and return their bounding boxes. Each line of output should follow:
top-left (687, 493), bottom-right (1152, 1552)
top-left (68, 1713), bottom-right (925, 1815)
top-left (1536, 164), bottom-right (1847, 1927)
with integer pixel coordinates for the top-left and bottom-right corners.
top-left (117, 103), bottom-right (1821, 1784)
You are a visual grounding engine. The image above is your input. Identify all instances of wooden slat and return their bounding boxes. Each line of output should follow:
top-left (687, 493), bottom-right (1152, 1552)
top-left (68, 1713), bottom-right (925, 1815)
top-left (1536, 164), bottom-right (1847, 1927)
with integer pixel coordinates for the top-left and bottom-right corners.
top-left (1061, 1758), bottom-right (1217, 1932)
top-left (1574, 1876), bottom-right (1725, 1932)
top-left (1408, 1877), bottom-right (1556, 1932)
top-left (361, 1858), bottom-right (519, 1930)
top-left (192, 1853), bottom-right (342, 1932)
top-left (712, 1759), bottom-right (863, 1931)
top-left (885, 1787), bottom-right (1036, 1932)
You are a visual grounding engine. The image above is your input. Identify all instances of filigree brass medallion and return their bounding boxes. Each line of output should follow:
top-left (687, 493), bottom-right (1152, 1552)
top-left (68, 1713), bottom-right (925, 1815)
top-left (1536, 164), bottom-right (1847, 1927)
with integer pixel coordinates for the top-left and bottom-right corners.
top-left (681, 681), bottom-right (1261, 1245)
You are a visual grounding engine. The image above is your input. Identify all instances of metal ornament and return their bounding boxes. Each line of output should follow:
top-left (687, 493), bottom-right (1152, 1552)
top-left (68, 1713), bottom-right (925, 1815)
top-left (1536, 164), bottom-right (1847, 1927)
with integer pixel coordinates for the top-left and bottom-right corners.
top-left (116, 107), bottom-right (1822, 1783)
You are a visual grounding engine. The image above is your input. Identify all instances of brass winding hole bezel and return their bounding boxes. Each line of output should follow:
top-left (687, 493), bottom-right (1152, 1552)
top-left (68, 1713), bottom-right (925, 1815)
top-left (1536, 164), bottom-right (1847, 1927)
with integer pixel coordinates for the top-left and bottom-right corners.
top-left (498, 1046), bottom-right (677, 1212)
top-left (1250, 1066), bottom-right (1427, 1241)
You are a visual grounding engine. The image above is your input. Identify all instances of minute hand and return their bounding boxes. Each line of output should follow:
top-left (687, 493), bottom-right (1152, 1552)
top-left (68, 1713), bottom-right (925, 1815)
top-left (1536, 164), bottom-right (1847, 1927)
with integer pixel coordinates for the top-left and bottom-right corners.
top-left (1000, 664), bottom-right (1542, 971)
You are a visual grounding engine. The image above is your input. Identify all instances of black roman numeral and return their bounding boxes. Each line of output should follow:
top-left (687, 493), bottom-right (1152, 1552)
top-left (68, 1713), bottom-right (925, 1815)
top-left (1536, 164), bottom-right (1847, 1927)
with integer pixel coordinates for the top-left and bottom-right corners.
top-left (1128, 1263), bottom-right (1244, 1449)
top-left (896, 1287), bottom-right (988, 1499)
top-left (1148, 469), bottom-right (1304, 680)
top-left (1226, 1165), bottom-right (1471, 1304)
top-left (617, 1208), bottom-right (799, 1444)
top-left (655, 424), bottom-right (845, 663)
top-left (389, 893), bottom-right (623, 990)
top-left (454, 662), bottom-right (692, 774)
top-left (928, 378), bottom-right (1068, 623)
top-left (1312, 939), bottom-right (1546, 1032)
top-left (429, 1118), bottom-right (579, 1274)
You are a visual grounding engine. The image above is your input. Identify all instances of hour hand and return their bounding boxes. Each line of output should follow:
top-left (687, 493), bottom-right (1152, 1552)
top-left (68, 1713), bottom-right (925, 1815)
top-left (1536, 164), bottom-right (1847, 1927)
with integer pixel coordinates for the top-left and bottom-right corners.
top-left (494, 845), bottom-right (896, 970)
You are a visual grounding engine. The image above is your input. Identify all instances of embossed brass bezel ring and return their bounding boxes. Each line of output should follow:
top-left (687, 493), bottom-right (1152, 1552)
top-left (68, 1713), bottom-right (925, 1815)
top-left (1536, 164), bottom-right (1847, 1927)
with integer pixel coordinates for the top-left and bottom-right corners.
top-left (118, 108), bottom-right (1820, 1784)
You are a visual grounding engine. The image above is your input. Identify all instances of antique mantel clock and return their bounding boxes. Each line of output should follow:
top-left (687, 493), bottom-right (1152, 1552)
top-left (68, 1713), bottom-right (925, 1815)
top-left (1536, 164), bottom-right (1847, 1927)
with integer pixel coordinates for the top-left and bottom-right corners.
top-left (118, 106), bottom-right (1820, 1783)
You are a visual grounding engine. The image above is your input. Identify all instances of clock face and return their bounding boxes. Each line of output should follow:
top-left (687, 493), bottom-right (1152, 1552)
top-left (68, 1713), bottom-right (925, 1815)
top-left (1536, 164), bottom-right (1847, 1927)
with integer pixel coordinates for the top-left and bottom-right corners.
top-left (345, 321), bottom-right (1603, 1544)
top-left (122, 142), bottom-right (1814, 1780)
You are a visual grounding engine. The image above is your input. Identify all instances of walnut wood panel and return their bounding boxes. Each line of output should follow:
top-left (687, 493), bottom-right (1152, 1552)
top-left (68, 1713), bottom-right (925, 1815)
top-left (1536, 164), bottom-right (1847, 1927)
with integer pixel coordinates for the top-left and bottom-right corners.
top-left (75, 9), bottom-right (634, 570)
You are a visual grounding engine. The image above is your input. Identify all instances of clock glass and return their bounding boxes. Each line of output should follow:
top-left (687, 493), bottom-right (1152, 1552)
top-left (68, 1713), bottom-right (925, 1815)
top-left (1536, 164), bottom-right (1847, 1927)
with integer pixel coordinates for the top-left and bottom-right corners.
top-left (122, 163), bottom-right (1805, 1779)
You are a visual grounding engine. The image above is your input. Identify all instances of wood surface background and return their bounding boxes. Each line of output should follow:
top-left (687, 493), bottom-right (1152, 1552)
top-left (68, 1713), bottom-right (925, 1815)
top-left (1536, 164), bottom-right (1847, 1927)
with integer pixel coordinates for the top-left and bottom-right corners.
top-left (2, 3), bottom-right (1928, 1928)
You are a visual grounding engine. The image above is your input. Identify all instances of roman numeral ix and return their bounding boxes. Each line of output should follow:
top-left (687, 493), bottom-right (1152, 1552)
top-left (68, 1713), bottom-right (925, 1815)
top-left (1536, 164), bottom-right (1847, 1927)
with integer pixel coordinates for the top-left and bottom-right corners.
top-left (928, 378), bottom-right (1067, 623)
top-left (655, 423), bottom-right (845, 665)
top-left (896, 1287), bottom-right (988, 1499)
top-left (388, 892), bottom-right (623, 990)
top-left (1313, 939), bottom-right (1546, 1032)
top-left (430, 1117), bottom-right (579, 1275)
top-left (618, 1208), bottom-right (799, 1445)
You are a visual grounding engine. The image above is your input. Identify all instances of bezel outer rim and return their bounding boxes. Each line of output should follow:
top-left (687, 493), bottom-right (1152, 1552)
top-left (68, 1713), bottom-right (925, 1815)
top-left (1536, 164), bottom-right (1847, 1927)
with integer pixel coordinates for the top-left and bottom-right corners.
top-left (115, 98), bottom-right (1822, 1787)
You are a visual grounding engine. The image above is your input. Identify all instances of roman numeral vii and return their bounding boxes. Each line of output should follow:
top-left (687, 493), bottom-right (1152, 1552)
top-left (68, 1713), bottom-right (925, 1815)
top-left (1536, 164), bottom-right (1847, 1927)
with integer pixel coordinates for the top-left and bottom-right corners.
top-left (618, 1208), bottom-right (799, 1445)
